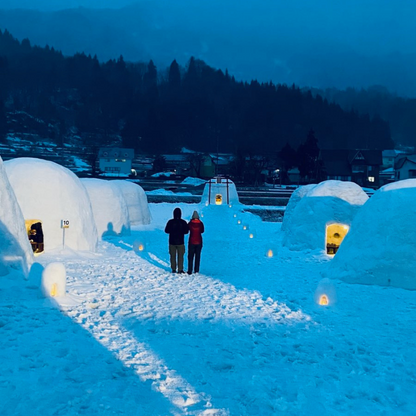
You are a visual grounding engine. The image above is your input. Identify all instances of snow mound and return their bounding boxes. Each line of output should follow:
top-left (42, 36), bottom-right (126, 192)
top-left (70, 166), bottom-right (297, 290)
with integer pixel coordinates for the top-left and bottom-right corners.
top-left (5, 157), bottom-right (98, 253)
top-left (281, 184), bottom-right (316, 232)
top-left (81, 179), bottom-right (130, 238)
top-left (0, 157), bottom-right (33, 277)
top-left (181, 177), bottom-right (206, 186)
top-left (201, 178), bottom-right (239, 205)
top-left (330, 179), bottom-right (416, 290)
top-left (112, 180), bottom-right (151, 226)
top-left (282, 180), bottom-right (368, 252)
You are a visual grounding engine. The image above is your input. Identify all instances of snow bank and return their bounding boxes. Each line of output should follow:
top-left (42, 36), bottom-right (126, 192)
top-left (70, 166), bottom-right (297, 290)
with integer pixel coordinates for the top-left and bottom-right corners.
top-left (201, 178), bottom-right (239, 205)
top-left (330, 179), bottom-right (416, 290)
top-left (5, 158), bottom-right (98, 253)
top-left (0, 157), bottom-right (33, 277)
top-left (81, 179), bottom-right (130, 238)
top-left (282, 180), bottom-right (368, 252)
top-left (181, 177), bottom-right (206, 186)
top-left (112, 180), bottom-right (151, 226)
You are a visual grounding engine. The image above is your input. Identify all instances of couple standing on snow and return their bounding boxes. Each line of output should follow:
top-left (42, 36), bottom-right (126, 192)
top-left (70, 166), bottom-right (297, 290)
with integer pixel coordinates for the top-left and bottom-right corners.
top-left (164, 207), bottom-right (204, 275)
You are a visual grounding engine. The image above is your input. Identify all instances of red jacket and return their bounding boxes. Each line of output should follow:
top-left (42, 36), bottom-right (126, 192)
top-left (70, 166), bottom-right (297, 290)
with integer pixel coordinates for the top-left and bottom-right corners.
top-left (188, 219), bottom-right (204, 245)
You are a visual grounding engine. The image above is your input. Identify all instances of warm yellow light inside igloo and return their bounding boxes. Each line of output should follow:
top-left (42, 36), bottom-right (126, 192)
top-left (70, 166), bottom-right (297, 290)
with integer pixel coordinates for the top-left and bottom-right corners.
top-left (326, 223), bottom-right (349, 255)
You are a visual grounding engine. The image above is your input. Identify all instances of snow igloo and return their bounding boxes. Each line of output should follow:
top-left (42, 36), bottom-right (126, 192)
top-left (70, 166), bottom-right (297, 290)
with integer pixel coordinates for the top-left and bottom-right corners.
top-left (0, 157), bottom-right (33, 277)
top-left (329, 179), bottom-right (416, 290)
top-left (282, 180), bottom-right (368, 254)
top-left (112, 180), bottom-right (151, 225)
top-left (201, 177), bottom-right (239, 206)
top-left (81, 178), bottom-right (130, 238)
top-left (5, 158), bottom-right (98, 253)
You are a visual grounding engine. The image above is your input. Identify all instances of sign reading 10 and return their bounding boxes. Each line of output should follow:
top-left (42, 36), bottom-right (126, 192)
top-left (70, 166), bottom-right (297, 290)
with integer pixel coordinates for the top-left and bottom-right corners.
top-left (61, 220), bottom-right (70, 229)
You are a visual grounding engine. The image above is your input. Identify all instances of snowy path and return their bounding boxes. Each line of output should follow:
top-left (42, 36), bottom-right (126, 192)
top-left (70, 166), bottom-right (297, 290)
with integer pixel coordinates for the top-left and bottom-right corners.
top-left (1, 203), bottom-right (416, 415)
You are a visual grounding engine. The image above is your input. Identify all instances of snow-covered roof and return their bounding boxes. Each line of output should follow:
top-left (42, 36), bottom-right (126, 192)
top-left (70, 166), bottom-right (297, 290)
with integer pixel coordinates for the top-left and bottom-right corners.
top-left (201, 177), bottom-right (239, 205)
top-left (5, 158), bottom-right (98, 253)
top-left (282, 180), bottom-right (368, 252)
top-left (330, 179), bottom-right (416, 290)
top-left (81, 179), bottom-right (130, 238)
top-left (111, 180), bottom-right (151, 226)
top-left (0, 157), bottom-right (33, 277)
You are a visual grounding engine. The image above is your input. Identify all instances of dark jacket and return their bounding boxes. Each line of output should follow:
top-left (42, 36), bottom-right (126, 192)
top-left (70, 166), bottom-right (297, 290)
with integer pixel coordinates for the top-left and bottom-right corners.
top-left (188, 219), bottom-right (204, 245)
top-left (165, 208), bottom-right (189, 245)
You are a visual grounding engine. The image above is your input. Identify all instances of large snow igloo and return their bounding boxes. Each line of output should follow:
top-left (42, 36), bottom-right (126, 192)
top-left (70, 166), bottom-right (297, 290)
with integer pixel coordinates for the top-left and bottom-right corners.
top-left (201, 177), bottom-right (239, 206)
top-left (282, 180), bottom-right (368, 254)
top-left (81, 178), bottom-right (131, 238)
top-left (111, 180), bottom-right (151, 225)
top-left (330, 179), bottom-right (416, 290)
top-left (5, 158), bottom-right (98, 253)
top-left (0, 157), bottom-right (33, 277)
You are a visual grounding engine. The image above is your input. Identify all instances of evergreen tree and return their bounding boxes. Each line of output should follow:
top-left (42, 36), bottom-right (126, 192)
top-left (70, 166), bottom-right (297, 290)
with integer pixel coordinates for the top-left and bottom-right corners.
top-left (297, 129), bottom-right (320, 181)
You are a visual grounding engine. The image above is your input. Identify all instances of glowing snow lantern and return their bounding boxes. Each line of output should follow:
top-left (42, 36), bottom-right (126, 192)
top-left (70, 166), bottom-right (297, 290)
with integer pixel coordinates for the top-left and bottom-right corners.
top-left (41, 262), bottom-right (66, 298)
top-left (237, 220), bottom-right (241, 225)
top-left (243, 225), bottom-right (247, 230)
top-left (267, 249), bottom-right (273, 258)
top-left (319, 294), bottom-right (329, 306)
top-left (249, 233), bottom-right (254, 239)
top-left (229, 204), bottom-right (232, 208)
top-left (134, 241), bottom-right (145, 252)
top-left (215, 194), bottom-right (223, 205)
top-left (233, 214), bottom-right (237, 218)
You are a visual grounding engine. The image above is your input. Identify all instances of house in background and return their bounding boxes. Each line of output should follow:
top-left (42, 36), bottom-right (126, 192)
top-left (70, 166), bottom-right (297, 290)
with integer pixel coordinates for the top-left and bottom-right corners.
top-left (319, 149), bottom-right (382, 188)
top-left (98, 147), bottom-right (134, 177)
top-left (394, 154), bottom-right (416, 181)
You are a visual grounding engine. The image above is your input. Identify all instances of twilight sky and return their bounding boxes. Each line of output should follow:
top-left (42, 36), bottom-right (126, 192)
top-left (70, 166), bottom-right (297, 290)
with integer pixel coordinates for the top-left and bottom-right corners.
top-left (1, 0), bottom-right (415, 95)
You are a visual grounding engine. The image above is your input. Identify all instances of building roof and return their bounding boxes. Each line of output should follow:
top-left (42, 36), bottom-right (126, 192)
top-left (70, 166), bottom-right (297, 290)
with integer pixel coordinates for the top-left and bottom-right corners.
top-left (395, 155), bottom-right (416, 170)
top-left (99, 147), bottom-right (134, 159)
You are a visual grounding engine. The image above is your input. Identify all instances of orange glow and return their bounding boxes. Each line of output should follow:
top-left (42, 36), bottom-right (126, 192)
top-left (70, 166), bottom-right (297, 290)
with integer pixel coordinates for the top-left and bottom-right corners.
top-left (267, 249), bottom-right (273, 257)
top-left (138, 244), bottom-right (144, 251)
top-left (50, 283), bottom-right (57, 297)
top-left (319, 294), bottom-right (329, 305)
top-left (249, 233), bottom-right (254, 239)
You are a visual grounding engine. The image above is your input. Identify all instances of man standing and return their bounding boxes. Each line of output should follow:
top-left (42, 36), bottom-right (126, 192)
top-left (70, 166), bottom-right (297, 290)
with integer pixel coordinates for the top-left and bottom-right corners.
top-left (187, 210), bottom-right (204, 274)
top-left (165, 207), bottom-right (189, 273)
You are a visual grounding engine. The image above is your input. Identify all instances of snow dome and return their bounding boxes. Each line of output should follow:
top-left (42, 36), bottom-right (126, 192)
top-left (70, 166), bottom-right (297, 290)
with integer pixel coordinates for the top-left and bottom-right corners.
top-left (329, 179), bottom-right (416, 290)
top-left (281, 184), bottom-right (316, 232)
top-left (112, 180), bottom-right (151, 225)
top-left (201, 177), bottom-right (239, 205)
top-left (5, 158), bottom-right (98, 253)
top-left (0, 157), bottom-right (33, 277)
top-left (282, 180), bottom-right (368, 253)
top-left (81, 179), bottom-right (130, 238)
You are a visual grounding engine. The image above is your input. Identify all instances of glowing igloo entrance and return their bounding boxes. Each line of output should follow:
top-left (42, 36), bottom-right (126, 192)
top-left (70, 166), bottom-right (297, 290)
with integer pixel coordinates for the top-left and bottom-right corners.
top-left (326, 223), bottom-right (349, 255)
top-left (25, 219), bottom-right (44, 255)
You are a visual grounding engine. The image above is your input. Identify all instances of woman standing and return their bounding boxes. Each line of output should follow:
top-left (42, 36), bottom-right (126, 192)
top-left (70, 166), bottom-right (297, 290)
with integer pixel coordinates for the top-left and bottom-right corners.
top-left (187, 211), bottom-right (204, 274)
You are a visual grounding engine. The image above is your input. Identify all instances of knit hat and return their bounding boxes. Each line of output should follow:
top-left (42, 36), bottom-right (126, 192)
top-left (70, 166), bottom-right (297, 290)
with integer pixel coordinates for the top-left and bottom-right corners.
top-left (192, 211), bottom-right (200, 220)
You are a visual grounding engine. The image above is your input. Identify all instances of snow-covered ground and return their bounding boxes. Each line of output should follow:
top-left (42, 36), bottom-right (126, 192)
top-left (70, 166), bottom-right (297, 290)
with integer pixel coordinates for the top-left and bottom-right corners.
top-left (1, 202), bottom-right (416, 415)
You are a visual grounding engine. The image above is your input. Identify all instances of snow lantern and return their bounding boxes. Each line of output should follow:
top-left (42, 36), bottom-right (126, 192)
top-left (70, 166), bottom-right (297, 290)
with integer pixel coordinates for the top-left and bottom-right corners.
top-left (0, 156), bottom-right (33, 277)
top-left (202, 177), bottom-right (239, 206)
top-left (282, 180), bottom-right (368, 253)
top-left (329, 179), bottom-right (416, 290)
top-left (41, 262), bottom-right (66, 298)
top-left (111, 180), bottom-right (151, 225)
top-left (81, 178), bottom-right (131, 238)
top-left (4, 158), bottom-right (98, 253)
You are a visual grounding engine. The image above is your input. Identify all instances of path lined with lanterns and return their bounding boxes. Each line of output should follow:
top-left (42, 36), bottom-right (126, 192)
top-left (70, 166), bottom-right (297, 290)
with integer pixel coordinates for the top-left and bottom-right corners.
top-left (35, 201), bottom-right (416, 415)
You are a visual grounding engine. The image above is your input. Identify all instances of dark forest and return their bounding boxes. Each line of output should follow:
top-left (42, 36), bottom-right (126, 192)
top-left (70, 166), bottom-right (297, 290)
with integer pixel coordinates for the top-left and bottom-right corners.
top-left (0, 29), bottom-right (395, 156)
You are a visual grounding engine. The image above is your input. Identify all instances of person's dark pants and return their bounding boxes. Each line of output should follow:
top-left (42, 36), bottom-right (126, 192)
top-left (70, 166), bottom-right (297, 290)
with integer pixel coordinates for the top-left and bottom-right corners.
top-left (169, 244), bottom-right (185, 272)
top-left (188, 244), bottom-right (202, 273)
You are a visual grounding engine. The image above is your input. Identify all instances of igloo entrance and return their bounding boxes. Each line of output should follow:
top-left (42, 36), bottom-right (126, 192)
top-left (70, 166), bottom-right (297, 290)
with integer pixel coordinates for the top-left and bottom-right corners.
top-left (326, 223), bottom-right (349, 255)
top-left (25, 219), bottom-right (44, 255)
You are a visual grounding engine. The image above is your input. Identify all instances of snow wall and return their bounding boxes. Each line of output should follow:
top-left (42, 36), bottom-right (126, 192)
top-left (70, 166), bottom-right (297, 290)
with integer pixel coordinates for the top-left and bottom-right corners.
top-left (201, 178), bottom-right (239, 205)
top-left (5, 158), bottom-right (98, 252)
top-left (329, 179), bottom-right (416, 290)
top-left (282, 180), bottom-right (368, 252)
top-left (0, 157), bottom-right (33, 277)
top-left (112, 180), bottom-right (151, 225)
top-left (81, 178), bottom-right (130, 238)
